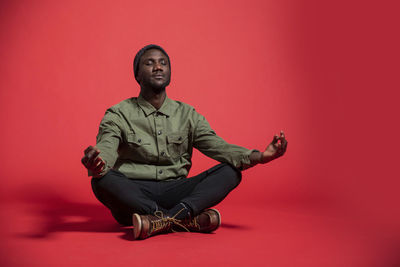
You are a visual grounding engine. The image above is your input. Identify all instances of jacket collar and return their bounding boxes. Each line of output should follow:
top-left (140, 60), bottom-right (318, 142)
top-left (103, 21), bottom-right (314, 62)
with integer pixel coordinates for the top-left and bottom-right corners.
top-left (137, 93), bottom-right (177, 117)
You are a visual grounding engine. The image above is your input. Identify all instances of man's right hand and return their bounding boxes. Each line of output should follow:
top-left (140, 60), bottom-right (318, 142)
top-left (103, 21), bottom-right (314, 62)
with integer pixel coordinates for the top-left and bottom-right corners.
top-left (81, 146), bottom-right (106, 177)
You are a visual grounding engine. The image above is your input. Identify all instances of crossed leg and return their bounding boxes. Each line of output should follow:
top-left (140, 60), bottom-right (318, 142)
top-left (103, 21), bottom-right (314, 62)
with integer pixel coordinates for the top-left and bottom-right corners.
top-left (91, 163), bottom-right (242, 226)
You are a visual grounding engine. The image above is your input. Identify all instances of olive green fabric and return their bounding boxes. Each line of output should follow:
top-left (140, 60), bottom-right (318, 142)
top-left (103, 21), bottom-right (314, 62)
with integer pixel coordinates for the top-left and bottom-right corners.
top-left (90, 94), bottom-right (258, 180)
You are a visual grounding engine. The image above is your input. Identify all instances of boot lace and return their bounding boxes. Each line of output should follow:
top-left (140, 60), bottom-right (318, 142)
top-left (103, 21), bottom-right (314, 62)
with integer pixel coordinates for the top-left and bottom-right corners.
top-left (185, 218), bottom-right (200, 230)
top-left (151, 209), bottom-right (190, 233)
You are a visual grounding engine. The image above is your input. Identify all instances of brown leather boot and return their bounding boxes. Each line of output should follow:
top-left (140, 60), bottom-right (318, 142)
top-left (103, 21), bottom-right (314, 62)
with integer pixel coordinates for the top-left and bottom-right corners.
top-left (132, 211), bottom-right (173, 240)
top-left (173, 208), bottom-right (221, 233)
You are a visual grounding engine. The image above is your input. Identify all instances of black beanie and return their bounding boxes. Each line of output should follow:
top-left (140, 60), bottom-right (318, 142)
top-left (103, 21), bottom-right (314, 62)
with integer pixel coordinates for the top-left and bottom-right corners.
top-left (133, 44), bottom-right (171, 83)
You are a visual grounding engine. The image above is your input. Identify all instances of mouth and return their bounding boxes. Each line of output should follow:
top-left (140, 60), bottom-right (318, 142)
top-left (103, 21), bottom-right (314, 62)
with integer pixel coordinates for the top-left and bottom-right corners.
top-left (153, 74), bottom-right (164, 79)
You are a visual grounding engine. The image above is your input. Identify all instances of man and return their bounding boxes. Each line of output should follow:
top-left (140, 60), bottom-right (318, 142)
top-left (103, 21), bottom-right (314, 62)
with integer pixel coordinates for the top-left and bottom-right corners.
top-left (81, 44), bottom-right (288, 240)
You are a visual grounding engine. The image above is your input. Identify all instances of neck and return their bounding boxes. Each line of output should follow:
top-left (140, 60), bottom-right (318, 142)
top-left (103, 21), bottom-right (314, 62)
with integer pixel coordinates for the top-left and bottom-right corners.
top-left (139, 88), bottom-right (166, 110)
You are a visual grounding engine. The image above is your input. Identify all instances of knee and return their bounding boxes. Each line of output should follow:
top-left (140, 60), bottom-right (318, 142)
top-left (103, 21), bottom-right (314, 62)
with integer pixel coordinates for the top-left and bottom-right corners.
top-left (91, 170), bottom-right (133, 200)
top-left (91, 172), bottom-right (112, 195)
top-left (220, 163), bottom-right (242, 188)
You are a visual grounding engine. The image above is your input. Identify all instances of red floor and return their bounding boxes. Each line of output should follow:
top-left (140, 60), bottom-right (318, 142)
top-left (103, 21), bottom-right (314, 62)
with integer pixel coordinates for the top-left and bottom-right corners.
top-left (1, 191), bottom-right (397, 267)
top-left (1, 1), bottom-right (399, 266)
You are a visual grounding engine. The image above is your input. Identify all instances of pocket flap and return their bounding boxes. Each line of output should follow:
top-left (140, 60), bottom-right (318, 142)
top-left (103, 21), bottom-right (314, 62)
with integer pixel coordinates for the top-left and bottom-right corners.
top-left (167, 132), bottom-right (187, 144)
top-left (127, 133), bottom-right (150, 145)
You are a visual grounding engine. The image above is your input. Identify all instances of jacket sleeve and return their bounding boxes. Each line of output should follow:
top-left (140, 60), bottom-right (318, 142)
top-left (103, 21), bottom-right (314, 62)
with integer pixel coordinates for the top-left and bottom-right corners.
top-left (88, 108), bottom-right (122, 177)
top-left (191, 109), bottom-right (259, 171)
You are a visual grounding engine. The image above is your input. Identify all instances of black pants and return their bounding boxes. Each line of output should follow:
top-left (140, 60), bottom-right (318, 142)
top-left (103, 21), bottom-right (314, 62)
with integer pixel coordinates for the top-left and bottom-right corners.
top-left (91, 163), bottom-right (242, 226)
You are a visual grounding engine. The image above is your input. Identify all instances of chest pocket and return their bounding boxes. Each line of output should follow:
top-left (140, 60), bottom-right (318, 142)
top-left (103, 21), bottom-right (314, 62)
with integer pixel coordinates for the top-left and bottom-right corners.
top-left (167, 131), bottom-right (189, 159)
top-left (124, 133), bottom-right (152, 162)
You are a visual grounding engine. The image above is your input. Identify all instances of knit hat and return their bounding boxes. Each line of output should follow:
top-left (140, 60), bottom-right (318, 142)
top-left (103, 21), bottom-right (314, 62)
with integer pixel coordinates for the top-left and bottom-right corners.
top-left (133, 44), bottom-right (171, 83)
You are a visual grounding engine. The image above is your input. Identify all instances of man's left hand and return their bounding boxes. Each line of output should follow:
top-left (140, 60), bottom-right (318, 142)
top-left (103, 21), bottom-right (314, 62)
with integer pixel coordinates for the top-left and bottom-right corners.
top-left (260, 130), bottom-right (288, 164)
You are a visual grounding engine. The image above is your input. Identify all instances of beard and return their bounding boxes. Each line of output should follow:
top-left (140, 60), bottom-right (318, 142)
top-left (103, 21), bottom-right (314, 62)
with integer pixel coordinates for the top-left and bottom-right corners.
top-left (142, 75), bottom-right (171, 94)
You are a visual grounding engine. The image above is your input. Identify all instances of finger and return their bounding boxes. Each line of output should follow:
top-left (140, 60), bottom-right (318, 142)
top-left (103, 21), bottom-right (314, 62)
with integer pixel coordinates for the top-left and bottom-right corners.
top-left (278, 136), bottom-right (287, 153)
top-left (272, 134), bottom-right (279, 145)
top-left (84, 147), bottom-right (96, 162)
top-left (81, 155), bottom-right (89, 166)
top-left (84, 145), bottom-right (94, 155)
top-left (93, 160), bottom-right (105, 173)
top-left (86, 146), bottom-right (99, 155)
top-left (94, 156), bottom-right (105, 172)
top-left (82, 147), bottom-right (94, 163)
top-left (277, 140), bottom-right (282, 150)
top-left (87, 156), bottom-right (100, 170)
top-left (93, 166), bottom-right (104, 175)
top-left (82, 146), bottom-right (98, 167)
top-left (93, 156), bottom-right (104, 169)
top-left (87, 150), bottom-right (100, 168)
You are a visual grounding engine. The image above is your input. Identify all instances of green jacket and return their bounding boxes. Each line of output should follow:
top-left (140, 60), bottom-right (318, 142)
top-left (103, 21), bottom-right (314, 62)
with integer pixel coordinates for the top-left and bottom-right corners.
top-left (90, 94), bottom-right (258, 180)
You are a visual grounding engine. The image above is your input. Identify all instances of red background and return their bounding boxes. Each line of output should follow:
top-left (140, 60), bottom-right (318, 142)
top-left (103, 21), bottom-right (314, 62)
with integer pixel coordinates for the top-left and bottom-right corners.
top-left (0, 1), bottom-right (399, 266)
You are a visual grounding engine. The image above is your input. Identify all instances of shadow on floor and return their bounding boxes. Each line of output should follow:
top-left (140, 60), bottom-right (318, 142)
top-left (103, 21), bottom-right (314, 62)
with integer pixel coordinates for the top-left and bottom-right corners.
top-left (220, 222), bottom-right (251, 230)
top-left (15, 185), bottom-right (134, 240)
top-left (13, 185), bottom-right (249, 241)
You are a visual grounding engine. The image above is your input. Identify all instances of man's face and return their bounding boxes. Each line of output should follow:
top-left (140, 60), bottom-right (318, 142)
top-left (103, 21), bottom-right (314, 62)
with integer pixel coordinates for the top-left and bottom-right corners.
top-left (137, 49), bottom-right (171, 92)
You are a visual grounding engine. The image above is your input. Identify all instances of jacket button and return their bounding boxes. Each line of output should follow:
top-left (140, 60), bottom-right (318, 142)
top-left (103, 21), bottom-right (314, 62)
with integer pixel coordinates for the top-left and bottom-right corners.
top-left (161, 151), bottom-right (165, 156)
top-left (138, 139), bottom-right (141, 143)
top-left (158, 130), bottom-right (162, 135)
top-left (178, 136), bottom-right (182, 141)
top-left (159, 170), bottom-right (163, 174)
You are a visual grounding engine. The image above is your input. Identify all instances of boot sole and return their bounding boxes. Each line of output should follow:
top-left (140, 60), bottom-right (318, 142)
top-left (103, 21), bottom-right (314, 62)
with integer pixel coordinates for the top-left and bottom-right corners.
top-left (132, 213), bottom-right (142, 240)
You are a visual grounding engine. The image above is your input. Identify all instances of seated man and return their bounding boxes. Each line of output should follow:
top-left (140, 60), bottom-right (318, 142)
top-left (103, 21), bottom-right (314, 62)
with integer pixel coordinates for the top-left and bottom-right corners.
top-left (81, 44), bottom-right (288, 240)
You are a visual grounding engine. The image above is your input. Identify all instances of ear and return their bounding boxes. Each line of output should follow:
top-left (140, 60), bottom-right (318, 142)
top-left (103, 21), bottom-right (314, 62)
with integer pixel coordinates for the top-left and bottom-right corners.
top-left (135, 70), bottom-right (141, 83)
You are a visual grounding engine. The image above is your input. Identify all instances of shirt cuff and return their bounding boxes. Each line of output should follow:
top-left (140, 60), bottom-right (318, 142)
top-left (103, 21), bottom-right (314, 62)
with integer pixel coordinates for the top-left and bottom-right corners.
top-left (238, 149), bottom-right (260, 171)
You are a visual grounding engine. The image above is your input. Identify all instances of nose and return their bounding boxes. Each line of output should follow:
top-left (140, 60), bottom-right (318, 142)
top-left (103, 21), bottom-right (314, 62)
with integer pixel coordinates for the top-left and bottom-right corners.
top-left (153, 62), bottom-right (163, 72)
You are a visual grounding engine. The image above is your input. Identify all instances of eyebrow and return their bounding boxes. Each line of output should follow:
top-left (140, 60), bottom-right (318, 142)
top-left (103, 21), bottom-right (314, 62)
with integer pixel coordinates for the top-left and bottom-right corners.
top-left (142, 57), bottom-right (168, 64)
top-left (144, 58), bottom-right (166, 61)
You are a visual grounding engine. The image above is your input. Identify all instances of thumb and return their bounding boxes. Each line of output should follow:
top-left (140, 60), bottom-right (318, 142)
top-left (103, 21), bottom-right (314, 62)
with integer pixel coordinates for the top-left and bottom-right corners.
top-left (271, 134), bottom-right (279, 144)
